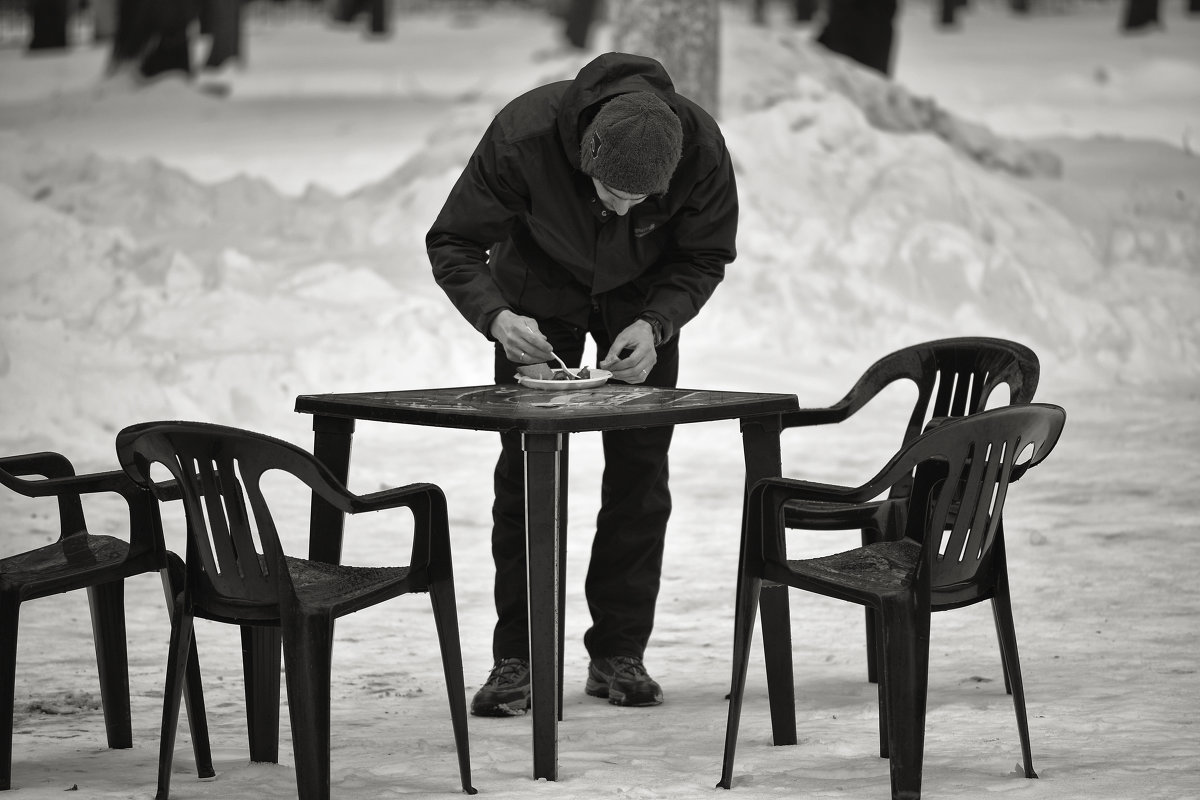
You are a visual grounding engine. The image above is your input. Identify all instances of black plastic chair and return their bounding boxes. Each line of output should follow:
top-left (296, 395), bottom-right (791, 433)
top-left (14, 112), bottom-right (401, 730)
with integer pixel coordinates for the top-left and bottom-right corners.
top-left (757, 337), bottom-right (1040, 742)
top-left (116, 421), bottom-right (475, 800)
top-left (1, 451), bottom-right (212, 791)
top-left (720, 403), bottom-right (1066, 800)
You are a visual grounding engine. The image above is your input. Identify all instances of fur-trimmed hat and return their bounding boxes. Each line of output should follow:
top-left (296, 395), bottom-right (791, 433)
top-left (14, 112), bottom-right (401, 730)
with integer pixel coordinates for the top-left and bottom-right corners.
top-left (579, 92), bottom-right (683, 195)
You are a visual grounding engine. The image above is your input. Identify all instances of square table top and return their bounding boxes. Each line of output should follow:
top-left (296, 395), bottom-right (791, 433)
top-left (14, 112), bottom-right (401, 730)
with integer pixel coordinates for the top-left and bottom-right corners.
top-left (295, 384), bottom-right (799, 434)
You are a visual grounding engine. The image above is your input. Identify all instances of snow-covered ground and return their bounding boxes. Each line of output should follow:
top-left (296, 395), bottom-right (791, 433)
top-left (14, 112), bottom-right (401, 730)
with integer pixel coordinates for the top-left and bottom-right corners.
top-left (1, 1), bottom-right (1198, 798)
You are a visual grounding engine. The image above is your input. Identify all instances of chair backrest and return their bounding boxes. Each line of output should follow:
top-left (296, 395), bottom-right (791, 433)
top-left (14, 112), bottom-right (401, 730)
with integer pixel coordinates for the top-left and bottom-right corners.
top-left (850, 337), bottom-right (1038, 435)
top-left (848, 338), bottom-right (1040, 498)
top-left (116, 421), bottom-right (357, 621)
top-left (896, 404), bottom-right (1065, 604)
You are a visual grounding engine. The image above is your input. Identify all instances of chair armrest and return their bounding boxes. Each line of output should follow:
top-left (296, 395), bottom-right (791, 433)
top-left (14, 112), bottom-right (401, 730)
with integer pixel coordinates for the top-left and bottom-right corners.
top-left (780, 363), bottom-right (907, 432)
top-left (27, 470), bottom-right (182, 509)
top-left (757, 476), bottom-right (855, 532)
top-left (755, 475), bottom-right (903, 529)
top-left (345, 482), bottom-right (443, 514)
top-left (1, 459), bottom-right (132, 500)
top-left (782, 495), bottom-right (905, 532)
top-left (2, 453), bottom-right (166, 553)
top-left (143, 478), bottom-right (184, 502)
top-left (754, 475), bottom-right (864, 505)
top-left (1, 451), bottom-right (79, 486)
top-left (779, 405), bottom-right (849, 430)
top-left (343, 482), bottom-right (453, 581)
top-left (750, 477), bottom-right (905, 566)
top-left (1, 451), bottom-right (174, 502)
top-left (781, 495), bottom-right (892, 530)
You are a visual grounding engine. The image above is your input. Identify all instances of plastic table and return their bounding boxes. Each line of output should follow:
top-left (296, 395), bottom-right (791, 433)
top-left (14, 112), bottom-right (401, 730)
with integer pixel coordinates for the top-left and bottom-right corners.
top-left (258, 383), bottom-right (799, 780)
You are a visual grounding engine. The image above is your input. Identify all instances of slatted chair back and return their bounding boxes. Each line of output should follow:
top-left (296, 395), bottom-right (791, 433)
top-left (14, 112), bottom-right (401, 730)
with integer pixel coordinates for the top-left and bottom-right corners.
top-left (116, 421), bottom-right (353, 620)
top-left (900, 405), bottom-right (1061, 602)
top-left (849, 337), bottom-right (1040, 494)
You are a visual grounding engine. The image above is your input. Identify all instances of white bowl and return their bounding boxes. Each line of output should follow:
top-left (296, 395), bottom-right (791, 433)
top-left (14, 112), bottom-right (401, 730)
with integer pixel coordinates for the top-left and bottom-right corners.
top-left (514, 368), bottom-right (612, 391)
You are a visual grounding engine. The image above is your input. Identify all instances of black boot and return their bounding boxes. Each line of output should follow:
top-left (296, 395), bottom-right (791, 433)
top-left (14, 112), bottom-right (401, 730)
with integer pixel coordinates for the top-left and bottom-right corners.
top-left (471, 658), bottom-right (531, 717)
top-left (586, 656), bottom-right (663, 707)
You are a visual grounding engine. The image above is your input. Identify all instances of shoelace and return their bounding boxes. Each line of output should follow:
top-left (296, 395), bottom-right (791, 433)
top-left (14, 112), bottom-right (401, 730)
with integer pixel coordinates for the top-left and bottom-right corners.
top-left (487, 658), bottom-right (528, 687)
top-left (607, 655), bottom-right (650, 680)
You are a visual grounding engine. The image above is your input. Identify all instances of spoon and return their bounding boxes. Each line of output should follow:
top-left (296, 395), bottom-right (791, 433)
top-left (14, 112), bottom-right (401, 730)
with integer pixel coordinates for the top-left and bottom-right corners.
top-left (522, 323), bottom-right (582, 380)
top-left (550, 352), bottom-right (584, 380)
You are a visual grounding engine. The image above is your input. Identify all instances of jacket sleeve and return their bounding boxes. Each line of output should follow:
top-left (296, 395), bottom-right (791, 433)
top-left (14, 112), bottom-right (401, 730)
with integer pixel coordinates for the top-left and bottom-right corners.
top-left (641, 142), bottom-right (738, 343)
top-left (426, 119), bottom-right (528, 337)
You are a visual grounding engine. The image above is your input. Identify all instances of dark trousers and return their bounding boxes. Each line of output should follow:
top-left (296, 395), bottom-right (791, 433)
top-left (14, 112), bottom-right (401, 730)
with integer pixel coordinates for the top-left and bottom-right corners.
top-left (489, 311), bottom-right (679, 661)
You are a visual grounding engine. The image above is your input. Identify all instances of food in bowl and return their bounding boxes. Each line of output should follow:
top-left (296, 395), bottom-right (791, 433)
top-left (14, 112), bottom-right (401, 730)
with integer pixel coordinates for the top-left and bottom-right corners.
top-left (550, 366), bottom-right (590, 381)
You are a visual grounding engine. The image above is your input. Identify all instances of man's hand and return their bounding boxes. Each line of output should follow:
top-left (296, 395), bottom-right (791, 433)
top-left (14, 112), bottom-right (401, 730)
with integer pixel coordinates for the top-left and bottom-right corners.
top-left (490, 310), bottom-right (554, 364)
top-left (600, 319), bottom-right (657, 384)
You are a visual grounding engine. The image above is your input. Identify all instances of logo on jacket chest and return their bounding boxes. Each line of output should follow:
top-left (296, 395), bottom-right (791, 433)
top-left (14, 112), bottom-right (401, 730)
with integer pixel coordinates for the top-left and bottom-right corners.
top-left (633, 222), bottom-right (658, 238)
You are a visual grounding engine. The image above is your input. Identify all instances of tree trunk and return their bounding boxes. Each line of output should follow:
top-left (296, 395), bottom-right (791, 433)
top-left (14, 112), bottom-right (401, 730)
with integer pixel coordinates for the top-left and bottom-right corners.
top-left (937, 0), bottom-right (968, 28)
top-left (92, 0), bottom-right (118, 41)
top-left (817, 0), bottom-right (898, 74)
top-left (564, 0), bottom-right (600, 49)
top-left (609, 0), bottom-right (721, 118)
top-left (365, 0), bottom-right (389, 36)
top-left (110, 0), bottom-right (149, 67)
top-left (794, 0), bottom-right (817, 22)
top-left (754, 0), bottom-right (818, 24)
top-left (329, 0), bottom-right (388, 35)
top-left (1122, 0), bottom-right (1161, 30)
top-left (330, 0), bottom-right (362, 23)
top-left (203, 0), bottom-right (243, 68)
top-left (28, 0), bottom-right (70, 50)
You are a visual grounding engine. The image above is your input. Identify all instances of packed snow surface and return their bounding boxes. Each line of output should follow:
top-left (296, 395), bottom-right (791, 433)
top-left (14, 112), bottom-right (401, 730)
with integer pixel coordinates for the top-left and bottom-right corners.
top-left (1, 2), bottom-right (1198, 799)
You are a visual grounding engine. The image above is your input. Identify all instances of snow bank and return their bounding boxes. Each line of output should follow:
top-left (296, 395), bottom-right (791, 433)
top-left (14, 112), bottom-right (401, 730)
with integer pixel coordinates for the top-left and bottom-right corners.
top-left (2, 30), bottom-right (1198, 464)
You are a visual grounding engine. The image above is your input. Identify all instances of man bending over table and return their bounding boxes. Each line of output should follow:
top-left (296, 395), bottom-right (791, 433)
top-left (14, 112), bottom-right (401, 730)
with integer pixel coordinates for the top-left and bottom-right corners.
top-left (427, 51), bottom-right (739, 716)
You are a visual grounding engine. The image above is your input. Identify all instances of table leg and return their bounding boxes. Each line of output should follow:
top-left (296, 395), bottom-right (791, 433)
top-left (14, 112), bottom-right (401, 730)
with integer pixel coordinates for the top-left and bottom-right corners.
top-left (739, 415), bottom-right (797, 746)
top-left (522, 432), bottom-right (565, 781)
top-left (241, 415), bottom-right (354, 764)
top-left (557, 435), bottom-right (569, 722)
top-left (308, 415), bottom-right (355, 564)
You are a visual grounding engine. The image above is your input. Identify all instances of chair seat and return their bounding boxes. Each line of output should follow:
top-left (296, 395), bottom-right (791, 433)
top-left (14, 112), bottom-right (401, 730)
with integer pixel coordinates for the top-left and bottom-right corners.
top-left (1, 534), bottom-right (135, 595)
top-left (284, 556), bottom-right (411, 611)
top-left (786, 539), bottom-right (920, 596)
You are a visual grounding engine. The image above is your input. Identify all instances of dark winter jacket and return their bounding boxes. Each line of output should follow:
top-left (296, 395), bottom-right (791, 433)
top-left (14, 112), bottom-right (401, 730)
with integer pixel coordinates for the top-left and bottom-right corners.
top-left (426, 52), bottom-right (738, 344)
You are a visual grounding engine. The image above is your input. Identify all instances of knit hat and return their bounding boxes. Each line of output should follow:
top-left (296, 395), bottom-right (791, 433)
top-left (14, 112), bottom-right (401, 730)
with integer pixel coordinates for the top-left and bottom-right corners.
top-left (579, 92), bottom-right (683, 195)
